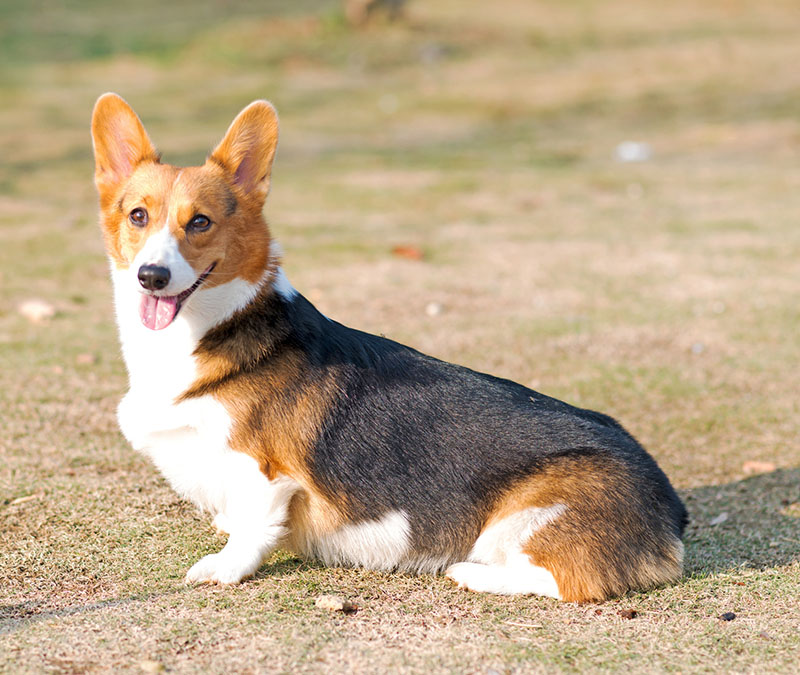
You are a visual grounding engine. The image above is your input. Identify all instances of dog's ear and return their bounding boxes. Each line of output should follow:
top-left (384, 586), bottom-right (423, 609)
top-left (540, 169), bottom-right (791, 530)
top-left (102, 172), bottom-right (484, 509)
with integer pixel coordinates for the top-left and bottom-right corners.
top-left (91, 93), bottom-right (158, 198)
top-left (209, 101), bottom-right (279, 202)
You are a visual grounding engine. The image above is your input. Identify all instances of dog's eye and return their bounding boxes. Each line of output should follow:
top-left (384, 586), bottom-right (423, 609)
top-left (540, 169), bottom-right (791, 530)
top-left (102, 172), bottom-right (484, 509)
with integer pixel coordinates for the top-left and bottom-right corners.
top-left (129, 208), bottom-right (148, 227)
top-left (187, 214), bottom-right (211, 233)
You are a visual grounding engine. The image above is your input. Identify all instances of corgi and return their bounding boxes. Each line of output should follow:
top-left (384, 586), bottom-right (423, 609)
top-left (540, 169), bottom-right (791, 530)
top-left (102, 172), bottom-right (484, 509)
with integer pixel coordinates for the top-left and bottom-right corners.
top-left (91, 93), bottom-right (688, 603)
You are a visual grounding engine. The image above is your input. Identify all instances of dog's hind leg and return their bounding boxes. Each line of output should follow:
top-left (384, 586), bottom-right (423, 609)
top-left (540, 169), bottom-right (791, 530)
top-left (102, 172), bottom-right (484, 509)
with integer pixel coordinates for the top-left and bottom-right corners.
top-left (450, 454), bottom-right (686, 603)
top-left (445, 555), bottom-right (561, 598)
top-left (444, 503), bottom-right (566, 599)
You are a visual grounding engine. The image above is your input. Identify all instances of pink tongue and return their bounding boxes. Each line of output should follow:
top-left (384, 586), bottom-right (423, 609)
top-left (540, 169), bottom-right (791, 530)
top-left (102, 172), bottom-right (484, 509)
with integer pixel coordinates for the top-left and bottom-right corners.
top-left (139, 294), bottom-right (179, 330)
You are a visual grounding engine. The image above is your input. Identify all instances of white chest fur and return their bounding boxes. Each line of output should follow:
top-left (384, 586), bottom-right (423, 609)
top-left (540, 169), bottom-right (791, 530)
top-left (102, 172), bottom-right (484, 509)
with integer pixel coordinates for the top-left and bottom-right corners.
top-left (111, 266), bottom-right (301, 584)
top-left (117, 389), bottom-right (241, 514)
top-left (111, 265), bottom-right (294, 518)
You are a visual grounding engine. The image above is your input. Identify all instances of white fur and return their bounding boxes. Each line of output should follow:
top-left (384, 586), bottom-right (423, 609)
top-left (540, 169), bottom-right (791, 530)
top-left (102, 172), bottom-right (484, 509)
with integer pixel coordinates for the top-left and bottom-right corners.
top-left (292, 510), bottom-right (411, 571)
top-left (467, 504), bottom-right (567, 566)
top-left (119, 384), bottom-right (301, 584)
top-left (131, 226), bottom-right (197, 296)
top-left (113, 245), bottom-right (563, 591)
top-left (112, 256), bottom-right (275, 390)
top-left (272, 267), bottom-right (297, 301)
top-left (112, 251), bottom-right (303, 584)
top-left (444, 504), bottom-right (566, 598)
top-left (445, 557), bottom-right (561, 598)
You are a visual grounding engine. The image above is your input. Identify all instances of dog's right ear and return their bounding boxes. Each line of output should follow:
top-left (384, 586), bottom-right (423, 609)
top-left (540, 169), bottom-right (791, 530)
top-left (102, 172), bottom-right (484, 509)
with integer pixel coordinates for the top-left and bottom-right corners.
top-left (91, 93), bottom-right (158, 198)
top-left (209, 100), bottom-right (279, 205)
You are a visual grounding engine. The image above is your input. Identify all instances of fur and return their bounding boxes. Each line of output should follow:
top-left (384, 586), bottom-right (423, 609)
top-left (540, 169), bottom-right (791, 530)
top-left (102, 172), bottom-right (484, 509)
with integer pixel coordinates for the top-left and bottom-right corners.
top-left (91, 93), bottom-right (688, 603)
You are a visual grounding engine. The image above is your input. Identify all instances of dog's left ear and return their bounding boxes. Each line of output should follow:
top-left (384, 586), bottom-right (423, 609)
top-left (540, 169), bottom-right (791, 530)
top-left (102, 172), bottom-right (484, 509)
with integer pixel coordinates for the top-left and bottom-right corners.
top-left (209, 101), bottom-right (279, 203)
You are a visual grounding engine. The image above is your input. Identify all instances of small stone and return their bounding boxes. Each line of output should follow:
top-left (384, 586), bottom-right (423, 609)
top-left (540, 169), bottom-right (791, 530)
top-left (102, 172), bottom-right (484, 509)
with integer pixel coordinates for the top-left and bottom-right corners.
top-left (18, 299), bottom-right (56, 323)
top-left (742, 460), bottom-right (776, 475)
top-left (690, 342), bottom-right (706, 355)
top-left (76, 353), bottom-right (97, 365)
top-left (718, 612), bottom-right (736, 622)
top-left (425, 302), bottom-right (443, 317)
top-left (615, 141), bottom-right (651, 163)
top-left (315, 594), bottom-right (357, 613)
top-left (138, 661), bottom-right (165, 673)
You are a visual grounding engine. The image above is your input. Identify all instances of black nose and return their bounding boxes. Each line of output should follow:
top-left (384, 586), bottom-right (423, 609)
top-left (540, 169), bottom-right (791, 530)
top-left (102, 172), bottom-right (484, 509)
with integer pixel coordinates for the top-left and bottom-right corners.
top-left (138, 264), bottom-right (171, 291)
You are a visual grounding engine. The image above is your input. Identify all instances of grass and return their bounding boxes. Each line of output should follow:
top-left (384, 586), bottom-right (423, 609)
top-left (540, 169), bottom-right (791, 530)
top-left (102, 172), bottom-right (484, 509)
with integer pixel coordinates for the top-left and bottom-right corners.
top-left (1, 0), bottom-right (799, 672)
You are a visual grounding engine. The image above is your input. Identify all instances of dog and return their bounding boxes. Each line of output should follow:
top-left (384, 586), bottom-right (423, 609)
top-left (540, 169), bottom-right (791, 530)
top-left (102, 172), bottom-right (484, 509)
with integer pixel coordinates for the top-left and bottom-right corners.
top-left (91, 93), bottom-right (687, 602)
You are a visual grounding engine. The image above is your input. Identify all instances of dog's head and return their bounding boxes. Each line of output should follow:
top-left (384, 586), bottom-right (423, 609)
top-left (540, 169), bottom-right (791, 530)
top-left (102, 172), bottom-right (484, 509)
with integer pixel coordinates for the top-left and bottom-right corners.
top-left (91, 93), bottom-right (278, 330)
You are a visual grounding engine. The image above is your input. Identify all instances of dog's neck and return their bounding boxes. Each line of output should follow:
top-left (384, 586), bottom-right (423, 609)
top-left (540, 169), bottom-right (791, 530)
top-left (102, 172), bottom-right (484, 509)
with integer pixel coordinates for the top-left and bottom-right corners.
top-left (111, 263), bottom-right (279, 398)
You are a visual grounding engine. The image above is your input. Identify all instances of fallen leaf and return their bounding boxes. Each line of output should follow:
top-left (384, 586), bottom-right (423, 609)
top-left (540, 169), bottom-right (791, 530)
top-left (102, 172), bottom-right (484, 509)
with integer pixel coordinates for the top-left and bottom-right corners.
top-left (9, 494), bottom-right (39, 506)
top-left (138, 661), bottom-right (165, 673)
top-left (503, 620), bottom-right (543, 629)
top-left (391, 245), bottom-right (424, 261)
top-left (709, 512), bottom-right (729, 526)
top-left (76, 353), bottom-right (97, 365)
top-left (742, 460), bottom-right (776, 475)
top-left (315, 594), bottom-right (358, 613)
top-left (618, 609), bottom-right (638, 620)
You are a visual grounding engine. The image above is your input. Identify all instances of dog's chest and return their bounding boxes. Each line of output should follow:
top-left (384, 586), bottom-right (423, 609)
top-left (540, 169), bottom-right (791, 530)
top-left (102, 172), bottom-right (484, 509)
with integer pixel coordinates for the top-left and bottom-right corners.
top-left (119, 388), bottom-right (240, 512)
top-left (116, 322), bottom-right (245, 515)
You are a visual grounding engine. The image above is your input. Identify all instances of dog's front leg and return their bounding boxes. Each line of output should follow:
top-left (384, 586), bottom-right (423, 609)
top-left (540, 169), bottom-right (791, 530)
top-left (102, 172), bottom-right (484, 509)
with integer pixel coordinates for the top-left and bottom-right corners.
top-left (185, 474), bottom-right (300, 585)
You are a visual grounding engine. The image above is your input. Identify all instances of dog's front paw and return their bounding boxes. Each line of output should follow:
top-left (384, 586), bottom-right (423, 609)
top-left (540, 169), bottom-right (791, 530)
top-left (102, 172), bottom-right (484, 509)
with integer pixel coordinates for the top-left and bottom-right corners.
top-left (185, 553), bottom-right (252, 585)
top-left (212, 513), bottom-right (232, 536)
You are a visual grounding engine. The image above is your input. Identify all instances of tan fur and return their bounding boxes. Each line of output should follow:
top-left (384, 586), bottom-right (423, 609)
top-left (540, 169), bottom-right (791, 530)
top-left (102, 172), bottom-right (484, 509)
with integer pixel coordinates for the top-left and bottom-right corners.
top-left (185, 346), bottom-right (349, 541)
top-left (92, 94), bottom-right (685, 600)
top-left (91, 94), bottom-right (277, 284)
top-left (485, 455), bottom-right (684, 603)
top-left (91, 94), bottom-right (340, 533)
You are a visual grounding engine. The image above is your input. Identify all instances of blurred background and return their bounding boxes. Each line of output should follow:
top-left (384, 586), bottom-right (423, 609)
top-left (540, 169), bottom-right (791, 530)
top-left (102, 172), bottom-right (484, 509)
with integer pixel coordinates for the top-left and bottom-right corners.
top-left (2, 2), bottom-right (800, 669)
top-left (3, 0), bottom-right (800, 482)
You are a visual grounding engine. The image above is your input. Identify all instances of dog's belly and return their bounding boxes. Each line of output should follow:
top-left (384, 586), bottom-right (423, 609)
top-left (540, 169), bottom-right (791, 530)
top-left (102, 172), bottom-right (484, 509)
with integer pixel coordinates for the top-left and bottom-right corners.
top-left (286, 510), bottom-right (455, 574)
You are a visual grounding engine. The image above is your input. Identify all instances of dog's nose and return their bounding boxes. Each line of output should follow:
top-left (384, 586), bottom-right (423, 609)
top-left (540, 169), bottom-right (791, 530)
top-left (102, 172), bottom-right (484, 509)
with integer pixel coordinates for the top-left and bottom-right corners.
top-left (138, 264), bottom-right (171, 291)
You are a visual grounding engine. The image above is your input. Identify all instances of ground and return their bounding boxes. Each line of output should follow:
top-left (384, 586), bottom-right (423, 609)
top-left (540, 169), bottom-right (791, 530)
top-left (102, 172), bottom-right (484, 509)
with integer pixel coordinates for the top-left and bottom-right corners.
top-left (1, 0), bottom-right (799, 672)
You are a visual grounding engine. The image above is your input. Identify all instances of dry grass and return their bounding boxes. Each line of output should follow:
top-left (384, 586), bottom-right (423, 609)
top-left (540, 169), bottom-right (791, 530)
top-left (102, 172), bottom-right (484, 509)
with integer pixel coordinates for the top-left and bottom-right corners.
top-left (1, 0), bottom-right (799, 672)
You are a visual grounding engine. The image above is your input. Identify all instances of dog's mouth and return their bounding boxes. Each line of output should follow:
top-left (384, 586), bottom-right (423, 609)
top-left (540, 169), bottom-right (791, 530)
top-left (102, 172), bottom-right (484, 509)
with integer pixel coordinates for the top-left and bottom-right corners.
top-left (138, 262), bottom-right (216, 331)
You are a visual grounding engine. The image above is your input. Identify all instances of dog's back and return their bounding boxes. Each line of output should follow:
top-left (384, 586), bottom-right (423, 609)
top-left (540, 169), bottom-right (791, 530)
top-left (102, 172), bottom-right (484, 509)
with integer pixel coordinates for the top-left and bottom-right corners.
top-left (186, 283), bottom-right (688, 602)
